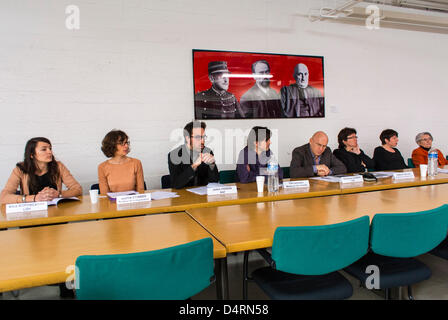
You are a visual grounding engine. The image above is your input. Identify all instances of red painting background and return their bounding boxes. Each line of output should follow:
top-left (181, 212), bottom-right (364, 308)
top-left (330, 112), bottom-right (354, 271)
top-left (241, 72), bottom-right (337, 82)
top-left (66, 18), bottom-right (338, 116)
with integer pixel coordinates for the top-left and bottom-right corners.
top-left (193, 50), bottom-right (324, 102)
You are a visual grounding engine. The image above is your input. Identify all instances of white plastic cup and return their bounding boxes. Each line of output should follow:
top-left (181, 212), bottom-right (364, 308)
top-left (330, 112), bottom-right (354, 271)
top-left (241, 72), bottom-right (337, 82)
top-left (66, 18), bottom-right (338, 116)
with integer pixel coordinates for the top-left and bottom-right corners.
top-left (256, 176), bottom-right (265, 193)
top-left (89, 189), bottom-right (99, 203)
top-left (420, 164), bottom-right (428, 177)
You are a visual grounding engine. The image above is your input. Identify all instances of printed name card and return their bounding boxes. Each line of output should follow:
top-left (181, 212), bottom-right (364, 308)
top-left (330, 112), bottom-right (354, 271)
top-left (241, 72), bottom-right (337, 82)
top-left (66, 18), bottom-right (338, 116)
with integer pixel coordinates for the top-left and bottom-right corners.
top-left (6, 201), bottom-right (48, 214)
top-left (116, 193), bottom-right (152, 205)
top-left (207, 186), bottom-right (237, 196)
top-left (392, 172), bottom-right (415, 180)
top-left (283, 180), bottom-right (310, 189)
top-left (7, 210), bottom-right (48, 221)
top-left (340, 175), bottom-right (364, 184)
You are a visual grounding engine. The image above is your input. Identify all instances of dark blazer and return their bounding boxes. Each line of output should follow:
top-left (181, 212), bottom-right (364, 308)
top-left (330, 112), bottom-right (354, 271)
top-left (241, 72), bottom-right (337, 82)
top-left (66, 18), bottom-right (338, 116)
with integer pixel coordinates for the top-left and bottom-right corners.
top-left (168, 144), bottom-right (219, 189)
top-left (333, 148), bottom-right (375, 173)
top-left (290, 143), bottom-right (347, 178)
top-left (236, 146), bottom-right (283, 183)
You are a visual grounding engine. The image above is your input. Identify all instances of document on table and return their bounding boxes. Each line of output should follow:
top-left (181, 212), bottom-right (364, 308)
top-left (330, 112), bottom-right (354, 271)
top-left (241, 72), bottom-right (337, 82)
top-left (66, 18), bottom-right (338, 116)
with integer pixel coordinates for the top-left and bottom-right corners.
top-left (47, 197), bottom-right (80, 206)
top-left (107, 191), bottom-right (138, 200)
top-left (310, 176), bottom-right (343, 183)
top-left (187, 183), bottom-right (225, 195)
top-left (150, 191), bottom-right (180, 200)
top-left (371, 172), bottom-right (396, 178)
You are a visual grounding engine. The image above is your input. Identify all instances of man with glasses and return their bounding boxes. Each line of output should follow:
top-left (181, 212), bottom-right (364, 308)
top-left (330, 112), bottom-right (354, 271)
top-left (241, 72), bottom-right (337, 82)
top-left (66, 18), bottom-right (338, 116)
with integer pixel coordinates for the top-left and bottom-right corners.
top-left (411, 132), bottom-right (448, 167)
top-left (195, 61), bottom-right (242, 119)
top-left (333, 127), bottom-right (375, 173)
top-left (168, 121), bottom-right (219, 189)
top-left (290, 131), bottom-right (346, 178)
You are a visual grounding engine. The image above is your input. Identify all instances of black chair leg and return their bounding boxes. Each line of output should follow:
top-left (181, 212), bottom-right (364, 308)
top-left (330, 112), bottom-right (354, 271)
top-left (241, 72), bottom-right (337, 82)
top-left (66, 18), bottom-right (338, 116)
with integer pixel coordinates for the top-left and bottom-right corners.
top-left (408, 286), bottom-right (414, 300)
top-left (243, 251), bottom-right (250, 300)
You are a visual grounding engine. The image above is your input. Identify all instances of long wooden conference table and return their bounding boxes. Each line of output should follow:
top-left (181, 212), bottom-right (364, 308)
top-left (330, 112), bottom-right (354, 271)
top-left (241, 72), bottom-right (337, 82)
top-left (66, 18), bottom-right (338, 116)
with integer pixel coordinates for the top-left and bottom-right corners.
top-left (0, 212), bottom-right (227, 295)
top-left (1, 168), bottom-right (448, 229)
top-left (1, 168), bottom-right (448, 298)
top-left (187, 183), bottom-right (448, 254)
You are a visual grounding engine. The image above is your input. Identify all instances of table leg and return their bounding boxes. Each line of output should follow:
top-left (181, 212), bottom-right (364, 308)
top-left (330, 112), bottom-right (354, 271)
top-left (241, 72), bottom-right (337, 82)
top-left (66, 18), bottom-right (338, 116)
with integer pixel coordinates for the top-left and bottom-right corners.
top-left (215, 258), bottom-right (229, 300)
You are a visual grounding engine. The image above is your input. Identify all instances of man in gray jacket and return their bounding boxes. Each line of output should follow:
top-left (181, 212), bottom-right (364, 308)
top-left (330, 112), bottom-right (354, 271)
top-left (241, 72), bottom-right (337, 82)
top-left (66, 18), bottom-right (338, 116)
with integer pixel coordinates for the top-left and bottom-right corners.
top-left (290, 131), bottom-right (346, 178)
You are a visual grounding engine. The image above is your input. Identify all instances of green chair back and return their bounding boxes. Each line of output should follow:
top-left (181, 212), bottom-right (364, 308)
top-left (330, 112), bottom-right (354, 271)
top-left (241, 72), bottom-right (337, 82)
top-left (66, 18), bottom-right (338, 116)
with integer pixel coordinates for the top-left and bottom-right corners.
top-left (219, 170), bottom-right (236, 184)
top-left (407, 158), bottom-right (415, 168)
top-left (282, 167), bottom-right (290, 179)
top-left (75, 238), bottom-right (214, 300)
top-left (271, 216), bottom-right (370, 275)
top-left (370, 205), bottom-right (448, 258)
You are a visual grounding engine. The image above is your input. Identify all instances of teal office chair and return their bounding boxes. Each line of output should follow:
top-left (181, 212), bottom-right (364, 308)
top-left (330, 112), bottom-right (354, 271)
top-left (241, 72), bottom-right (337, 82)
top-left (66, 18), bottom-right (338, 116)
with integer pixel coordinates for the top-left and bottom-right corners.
top-left (75, 238), bottom-right (215, 300)
top-left (219, 170), bottom-right (236, 184)
top-left (407, 158), bottom-right (415, 168)
top-left (243, 216), bottom-right (370, 300)
top-left (345, 205), bottom-right (448, 300)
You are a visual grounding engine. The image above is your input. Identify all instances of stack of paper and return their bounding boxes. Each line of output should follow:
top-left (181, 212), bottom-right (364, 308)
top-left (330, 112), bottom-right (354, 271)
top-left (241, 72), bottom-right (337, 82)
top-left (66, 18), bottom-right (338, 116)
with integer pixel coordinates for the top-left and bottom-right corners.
top-left (151, 191), bottom-right (179, 200)
top-left (310, 176), bottom-right (343, 183)
top-left (371, 172), bottom-right (396, 178)
top-left (107, 191), bottom-right (138, 200)
top-left (47, 197), bottom-right (80, 206)
top-left (187, 183), bottom-right (225, 195)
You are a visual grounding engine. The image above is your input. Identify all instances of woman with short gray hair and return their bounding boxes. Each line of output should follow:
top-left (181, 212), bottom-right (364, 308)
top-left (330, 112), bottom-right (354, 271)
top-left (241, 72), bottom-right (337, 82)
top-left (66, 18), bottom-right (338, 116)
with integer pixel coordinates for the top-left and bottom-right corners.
top-left (411, 132), bottom-right (448, 167)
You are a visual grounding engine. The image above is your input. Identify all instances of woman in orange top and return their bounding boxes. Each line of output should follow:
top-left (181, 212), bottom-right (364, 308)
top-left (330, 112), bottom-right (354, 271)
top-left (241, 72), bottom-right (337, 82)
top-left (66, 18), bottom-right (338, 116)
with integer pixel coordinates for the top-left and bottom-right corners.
top-left (0, 137), bottom-right (82, 204)
top-left (98, 130), bottom-right (145, 194)
top-left (411, 132), bottom-right (448, 167)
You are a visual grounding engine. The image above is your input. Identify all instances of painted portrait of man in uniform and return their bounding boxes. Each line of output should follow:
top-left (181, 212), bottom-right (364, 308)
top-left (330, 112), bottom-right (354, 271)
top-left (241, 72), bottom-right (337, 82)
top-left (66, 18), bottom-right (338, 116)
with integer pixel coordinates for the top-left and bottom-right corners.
top-left (194, 61), bottom-right (243, 119)
top-left (193, 50), bottom-right (324, 120)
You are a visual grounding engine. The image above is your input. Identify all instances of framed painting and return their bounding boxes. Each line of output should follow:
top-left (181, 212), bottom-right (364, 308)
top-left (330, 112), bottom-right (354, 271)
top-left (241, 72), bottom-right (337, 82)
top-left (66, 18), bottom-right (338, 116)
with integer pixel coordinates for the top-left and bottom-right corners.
top-left (193, 49), bottom-right (325, 120)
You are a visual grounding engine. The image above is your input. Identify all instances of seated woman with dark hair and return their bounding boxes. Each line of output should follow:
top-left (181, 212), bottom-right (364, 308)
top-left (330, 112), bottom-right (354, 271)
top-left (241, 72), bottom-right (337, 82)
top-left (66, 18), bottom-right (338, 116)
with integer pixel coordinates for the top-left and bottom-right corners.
top-left (373, 129), bottom-right (408, 171)
top-left (333, 127), bottom-right (375, 173)
top-left (236, 126), bottom-right (283, 183)
top-left (0, 137), bottom-right (82, 204)
top-left (412, 132), bottom-right (448, 167)
top-left (98, 130), bottom-right (145, 194)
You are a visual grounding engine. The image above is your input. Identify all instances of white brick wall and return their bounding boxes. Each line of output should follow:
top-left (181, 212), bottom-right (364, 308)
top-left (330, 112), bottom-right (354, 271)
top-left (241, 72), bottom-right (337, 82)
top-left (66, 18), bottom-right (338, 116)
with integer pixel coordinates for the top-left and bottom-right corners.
top-left (0, 0), bottom-right (447, 192)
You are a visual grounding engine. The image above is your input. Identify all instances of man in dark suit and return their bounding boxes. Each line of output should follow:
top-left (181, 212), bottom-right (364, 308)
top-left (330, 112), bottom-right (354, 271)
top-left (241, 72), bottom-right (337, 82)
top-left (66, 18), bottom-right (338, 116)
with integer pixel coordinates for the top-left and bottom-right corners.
top-left (280, 63), bottom-right (324, 118)
top-left (240, 60), bottom-right (283, 118)
top-left (168, 121), bottom-right (219, 189)
top-left (290, 131), bottom-right (346, 178)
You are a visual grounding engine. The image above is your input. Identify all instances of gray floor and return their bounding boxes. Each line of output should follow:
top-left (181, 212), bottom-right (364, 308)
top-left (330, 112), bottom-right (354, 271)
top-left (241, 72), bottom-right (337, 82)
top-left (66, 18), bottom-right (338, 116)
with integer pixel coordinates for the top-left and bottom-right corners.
top-left (2, 251), bottom-right (448, 300)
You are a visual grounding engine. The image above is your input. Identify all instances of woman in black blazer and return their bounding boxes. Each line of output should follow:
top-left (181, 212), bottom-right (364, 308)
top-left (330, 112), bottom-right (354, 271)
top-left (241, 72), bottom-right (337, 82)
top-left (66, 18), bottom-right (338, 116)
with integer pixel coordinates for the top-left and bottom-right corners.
top-left (333, 127), bottom-right (375, 173)
top-left (372, 129), bottom-right (408, 171)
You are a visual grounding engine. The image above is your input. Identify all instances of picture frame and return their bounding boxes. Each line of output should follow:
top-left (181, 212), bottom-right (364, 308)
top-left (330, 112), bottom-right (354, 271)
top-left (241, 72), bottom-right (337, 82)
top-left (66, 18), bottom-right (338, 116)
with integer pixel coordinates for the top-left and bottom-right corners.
top-left (193, 49), bottom-right (325, 120)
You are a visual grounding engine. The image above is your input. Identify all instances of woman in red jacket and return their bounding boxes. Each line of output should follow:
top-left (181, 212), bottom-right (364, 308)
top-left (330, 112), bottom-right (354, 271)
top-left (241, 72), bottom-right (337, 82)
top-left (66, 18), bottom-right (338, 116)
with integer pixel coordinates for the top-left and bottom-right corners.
top-left (411, 132), bottom-right (448, 167)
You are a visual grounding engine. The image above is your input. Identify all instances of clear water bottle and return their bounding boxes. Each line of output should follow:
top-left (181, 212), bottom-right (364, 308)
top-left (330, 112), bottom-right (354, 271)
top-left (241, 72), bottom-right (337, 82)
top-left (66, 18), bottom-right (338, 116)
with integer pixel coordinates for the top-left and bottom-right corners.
top-left (267, 155), bottom-right (279, 192)
top-left (428, 148), bottom-right (438, 176)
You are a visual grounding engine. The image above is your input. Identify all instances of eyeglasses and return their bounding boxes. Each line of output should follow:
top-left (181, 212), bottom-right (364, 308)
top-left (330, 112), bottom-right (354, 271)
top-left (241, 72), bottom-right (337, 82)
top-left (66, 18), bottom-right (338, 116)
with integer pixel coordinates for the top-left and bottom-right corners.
top-left (420, 138), bottom-right (432, 142)
top-left (118, 140), bottom-right (130, 146)
top-left (191, 135), bottom-right (207, 141)
top-left (347, 135), bottom-right (358, 139)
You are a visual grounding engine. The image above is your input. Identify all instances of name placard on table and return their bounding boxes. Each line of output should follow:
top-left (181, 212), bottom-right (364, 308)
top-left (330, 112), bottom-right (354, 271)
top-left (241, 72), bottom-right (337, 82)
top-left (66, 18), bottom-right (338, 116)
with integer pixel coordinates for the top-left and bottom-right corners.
top-left (116, 193), bottom-right (152, 205)
top-left (6, 201), bottom-right (48, 214)
top-left (340, 175), bottom-right (364, 184)
top-left (283, 180), bottom-right (310, 189)
top-left (392, 172), bottom-right (415, 180)
top-left (6, 210), bottom-right (48, 221)
top-left (207, 186), bottom-right (237, 196)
